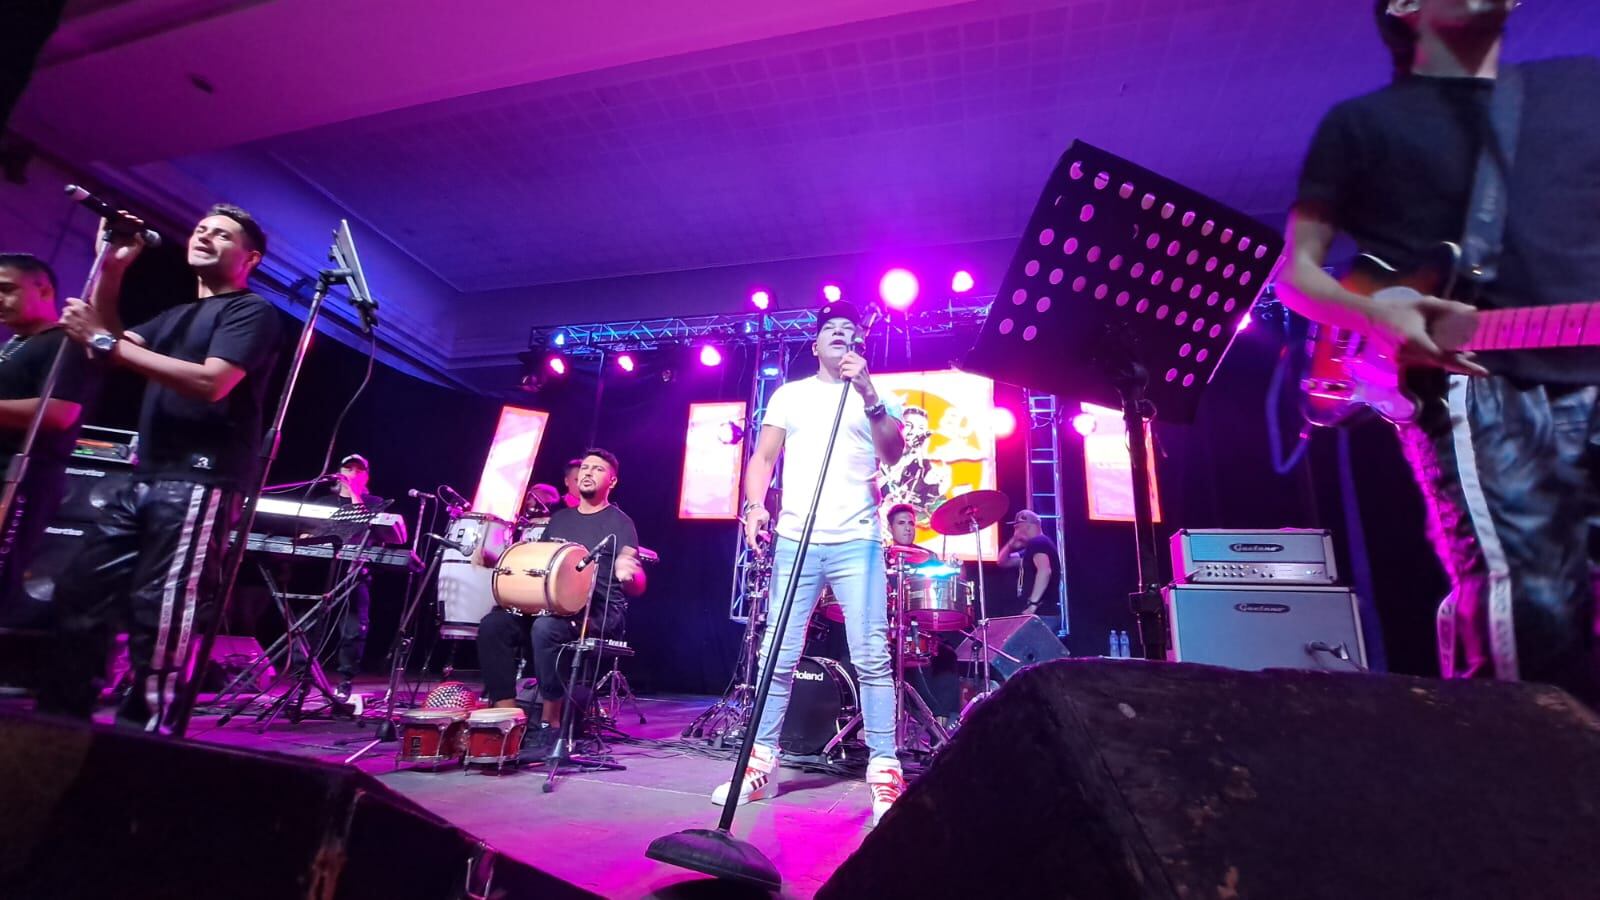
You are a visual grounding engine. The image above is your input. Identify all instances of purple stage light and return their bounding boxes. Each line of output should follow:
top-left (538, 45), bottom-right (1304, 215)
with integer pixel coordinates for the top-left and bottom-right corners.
top-left (617, 353), bottom-right (636, 373)
top-left (988, 406), bottom-right (1017, 439)
top-left (699, 345), bottom-right (723, 367)
top-left (822, 283), bottom-right (843, 303)
top-left (1071, 411), bottom-right (1097, 436)
top-left (879, 268), bottom-right (919, 311)
top-left (547, 355), bottom-right (567, 376)
top-left (951, 270), bottom-right (975, 294)
top-left (1236, 312), bottom-right (1253, 332)
top-left (750, 289), bottom-right (771, 311)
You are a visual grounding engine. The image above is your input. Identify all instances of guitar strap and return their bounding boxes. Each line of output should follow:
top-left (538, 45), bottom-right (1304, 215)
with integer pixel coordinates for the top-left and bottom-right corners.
top-left (1457, 65), bottom-right (1524, 292)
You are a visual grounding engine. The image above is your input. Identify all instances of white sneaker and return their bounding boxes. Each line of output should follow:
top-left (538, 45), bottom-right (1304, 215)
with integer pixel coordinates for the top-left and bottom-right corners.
top-left (711, 743), bottom-right (778, 806)
top-left (866, 758), bottom-right (905, 827)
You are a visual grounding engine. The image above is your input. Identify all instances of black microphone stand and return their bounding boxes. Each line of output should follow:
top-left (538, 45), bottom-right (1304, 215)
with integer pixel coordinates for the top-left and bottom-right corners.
top-left (647, 375), bottom-right (856, 892)
top-left (170, 230), bottom-right (378, 737)
top-left (541, 532), bottom-right (626, 791)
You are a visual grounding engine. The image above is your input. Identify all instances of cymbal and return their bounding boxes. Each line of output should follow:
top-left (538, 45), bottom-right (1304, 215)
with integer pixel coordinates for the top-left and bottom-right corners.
top-left (928, 490), bottom-right (1009, 536)
top-left (885, 544), bottom-right (934, 565)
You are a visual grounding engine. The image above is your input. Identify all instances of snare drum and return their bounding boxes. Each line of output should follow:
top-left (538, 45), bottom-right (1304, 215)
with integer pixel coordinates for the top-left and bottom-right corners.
top-left (445, 513), bottom-right (513, 567)
top-left (397, 710), bottom-right (467, 768)
top-left (904, 569), bottom-right (972, 631)
top-left (778, 656), bottom-right (858, 756)
top-left (492, 540), bottom-right (595, 617)
top-left (464, 707), bottom-right (528, 770)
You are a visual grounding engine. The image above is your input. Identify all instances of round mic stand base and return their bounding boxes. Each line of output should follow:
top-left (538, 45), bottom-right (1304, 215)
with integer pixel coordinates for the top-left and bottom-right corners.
top-left (645, 828), bottom-right (780, 892)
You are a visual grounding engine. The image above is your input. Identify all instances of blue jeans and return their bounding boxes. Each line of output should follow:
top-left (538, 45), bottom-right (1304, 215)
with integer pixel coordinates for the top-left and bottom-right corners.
top-left (755, 536), bottom-right (896, 762)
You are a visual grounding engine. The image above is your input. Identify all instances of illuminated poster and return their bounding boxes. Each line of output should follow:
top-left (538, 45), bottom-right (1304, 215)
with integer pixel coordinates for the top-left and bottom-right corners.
top-left (1079, 402), bottom-right (1163, 523)
top-left (875, 370), bottom-right (999, 561)
top-left (680, 401), bottom-right (748, 519)
top-left (472, 406), bottom-right (549, 521)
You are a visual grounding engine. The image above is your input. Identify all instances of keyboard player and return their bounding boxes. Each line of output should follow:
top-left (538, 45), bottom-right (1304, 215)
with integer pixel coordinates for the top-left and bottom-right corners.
top-left (327, 453), bottom-right (382, 700)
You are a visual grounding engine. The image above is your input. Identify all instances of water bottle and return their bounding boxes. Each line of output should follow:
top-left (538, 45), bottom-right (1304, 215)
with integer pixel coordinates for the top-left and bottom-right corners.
top-left (1117, 630), bottom-right (1130, 659)
top-left (1108, 630), bottom-right (1119, 658)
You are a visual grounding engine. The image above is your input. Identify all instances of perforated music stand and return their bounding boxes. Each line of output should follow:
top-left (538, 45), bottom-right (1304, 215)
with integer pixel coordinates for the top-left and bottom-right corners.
top-left (964, 140), bottom-right (1283, 658)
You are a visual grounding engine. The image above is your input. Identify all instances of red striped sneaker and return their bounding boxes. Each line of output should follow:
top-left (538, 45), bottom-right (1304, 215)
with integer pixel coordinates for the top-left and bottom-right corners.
top-left (711, 742), bottom-right (778, 806)
top-left (867, 758), bottom-right (905, 826)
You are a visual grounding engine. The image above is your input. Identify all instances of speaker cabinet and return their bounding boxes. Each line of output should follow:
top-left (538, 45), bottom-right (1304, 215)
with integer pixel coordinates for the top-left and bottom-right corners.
top-left (1165, 583), bottom-right (1367, 672)
top-left (955, 614), bottom-right (1068, 680)
top-left (822, 659), bottom-right (1600, 900)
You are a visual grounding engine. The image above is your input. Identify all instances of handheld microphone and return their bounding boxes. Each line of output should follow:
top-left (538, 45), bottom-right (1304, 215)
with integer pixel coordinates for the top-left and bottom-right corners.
top-left (575, 533), bottom-right (617, 572)
top-left (64, 185), bottom-right (162, 247)
top-left (407, 488), bottom-right (438, 500)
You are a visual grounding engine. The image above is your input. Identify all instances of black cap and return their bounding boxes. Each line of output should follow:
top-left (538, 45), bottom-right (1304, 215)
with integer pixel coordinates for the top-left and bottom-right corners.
top-left (339, 453), bottom-right (369, 471)
top-left (815, 300), bottom-right (863, 335)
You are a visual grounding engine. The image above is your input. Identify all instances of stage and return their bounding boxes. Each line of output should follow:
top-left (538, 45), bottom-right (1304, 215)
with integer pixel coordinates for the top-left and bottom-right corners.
top-left (178, 681), bottom-right (880, 898)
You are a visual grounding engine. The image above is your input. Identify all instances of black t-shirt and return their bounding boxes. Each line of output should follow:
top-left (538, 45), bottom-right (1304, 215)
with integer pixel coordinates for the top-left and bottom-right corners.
top-left (129, 291), bottom-right (282, 489)
top-left (1017, 534), bottom-right (1062, 616)
top-left (0, 327), bottom-right (94, 466)
top-left (1296, 56), bottom-right (1600, 386)
top-left (543, 503), bottom-right (640, 614)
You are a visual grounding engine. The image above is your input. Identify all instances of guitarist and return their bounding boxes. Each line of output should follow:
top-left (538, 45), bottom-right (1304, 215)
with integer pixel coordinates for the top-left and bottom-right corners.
top-left (1280, 0), bottom-right (1600, 703)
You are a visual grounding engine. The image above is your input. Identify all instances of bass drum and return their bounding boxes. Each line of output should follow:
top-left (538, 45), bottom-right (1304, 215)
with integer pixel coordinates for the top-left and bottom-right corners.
top-left (437, 547), bottom-right (495, 641)
top-left (492, 540), bottom-right (595, 617)
top-left (779, 656), bottom-right (859, 756)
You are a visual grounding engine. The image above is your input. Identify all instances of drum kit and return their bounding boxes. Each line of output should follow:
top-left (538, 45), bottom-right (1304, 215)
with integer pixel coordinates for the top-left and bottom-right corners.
top-left (774, 488), bottom-right (1013, 758)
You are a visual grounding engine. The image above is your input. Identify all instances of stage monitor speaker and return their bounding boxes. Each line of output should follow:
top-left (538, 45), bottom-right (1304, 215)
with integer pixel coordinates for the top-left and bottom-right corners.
top-left (821, 660), bottom-right (1600, 900)
top-left (0, 712), bottom-right (597, 900)
top-left (1165, 583), bottom-right (1367, 672)
top-left (956, 614), bottom-right (1068, 680)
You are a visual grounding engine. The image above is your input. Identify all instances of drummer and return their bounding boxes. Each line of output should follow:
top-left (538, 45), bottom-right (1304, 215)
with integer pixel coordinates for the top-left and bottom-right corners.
top-left (475, 448), bottom-right (646, 753)
top-left (888, 503), bottom-right (962, 727)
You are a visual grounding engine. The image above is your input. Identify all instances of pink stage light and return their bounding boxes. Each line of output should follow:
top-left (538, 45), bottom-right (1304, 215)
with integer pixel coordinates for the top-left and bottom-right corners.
top-left (699, 344), bottom-right (723, 367)
top-left (879, 268), bottom-right (919, 311)
top-left (750, 289), bottom-right (771, 311)
top-left (988, 406), bottom-right (1017, 439)
top-left (1071, 411), bottom-right (1098, 436)
top-left (547, 355), bottom-right (567, 376)
top-left (951, 270), bottom-right (975, 294)
top-left (616, 353), bottom-right (636, 373)
top-left (821, 284), bottom-right (843, 303)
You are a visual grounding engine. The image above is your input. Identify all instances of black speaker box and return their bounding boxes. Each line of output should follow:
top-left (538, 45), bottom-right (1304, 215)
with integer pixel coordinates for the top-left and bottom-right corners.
top-left (821, 660), bottom-right (1600, 900)
top-left (956, 614), bottom-right (1068, 680)
top-left (0, 713), bottom-right (596, 899)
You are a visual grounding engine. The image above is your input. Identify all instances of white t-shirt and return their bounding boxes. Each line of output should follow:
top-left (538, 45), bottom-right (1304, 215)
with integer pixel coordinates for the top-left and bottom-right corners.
top-left (763, 375), bottom-right (899, 544)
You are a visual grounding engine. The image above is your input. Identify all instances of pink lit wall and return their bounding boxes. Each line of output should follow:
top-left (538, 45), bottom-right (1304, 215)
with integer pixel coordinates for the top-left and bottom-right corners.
top-left (472, 406), bottom-right (550, 521)
top-left (1079, 402), bottom-right (1162, 524)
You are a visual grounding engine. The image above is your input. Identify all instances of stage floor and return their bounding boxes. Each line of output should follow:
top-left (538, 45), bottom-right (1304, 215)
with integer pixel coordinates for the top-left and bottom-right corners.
top-left (183, 679), bottom-right (883, 898)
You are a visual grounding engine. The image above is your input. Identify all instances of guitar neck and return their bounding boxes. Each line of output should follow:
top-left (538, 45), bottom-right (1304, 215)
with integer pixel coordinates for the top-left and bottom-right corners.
top-left (1466, 301), bottom-right (1600, 352)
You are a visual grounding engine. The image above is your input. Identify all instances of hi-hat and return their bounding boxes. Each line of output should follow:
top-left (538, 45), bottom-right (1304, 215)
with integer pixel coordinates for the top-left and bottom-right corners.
top-left (928, 490), bottom-right (1009, 536)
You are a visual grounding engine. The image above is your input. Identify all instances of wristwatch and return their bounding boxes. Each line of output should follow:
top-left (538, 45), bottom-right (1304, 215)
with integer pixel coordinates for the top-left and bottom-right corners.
top-left (863, 401), bottom-right (887, 420)
top-left (89, 331), bottom-right (119, 355)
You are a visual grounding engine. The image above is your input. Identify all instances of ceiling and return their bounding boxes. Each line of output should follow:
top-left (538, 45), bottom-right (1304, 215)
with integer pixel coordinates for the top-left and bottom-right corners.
top-left (13, 0), bottom-right (1599, 373)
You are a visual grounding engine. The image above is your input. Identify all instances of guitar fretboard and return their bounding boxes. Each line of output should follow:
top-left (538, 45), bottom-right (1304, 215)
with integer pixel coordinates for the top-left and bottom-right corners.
top-left (1467, 302), bottom-right (1600, 352)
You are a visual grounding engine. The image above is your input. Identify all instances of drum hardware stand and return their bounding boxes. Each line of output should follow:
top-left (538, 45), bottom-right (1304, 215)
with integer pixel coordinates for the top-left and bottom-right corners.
top-left (343, 530), bottom-right (451, 765)
top-left (592, 655), bottom-right (646, 728)
top-left (173, 219), bottom-right (381, 736)
top-left (682, 557), bottom-right (767, 745)
top-left (648, 374), bottom-right (858, 891)
top-left (539, 534), bottom-right (627, 793)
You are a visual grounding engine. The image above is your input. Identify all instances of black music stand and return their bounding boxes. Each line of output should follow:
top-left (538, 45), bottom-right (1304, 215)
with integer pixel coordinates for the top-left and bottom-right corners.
top-left (964, 141), bottom-right (1282, 659)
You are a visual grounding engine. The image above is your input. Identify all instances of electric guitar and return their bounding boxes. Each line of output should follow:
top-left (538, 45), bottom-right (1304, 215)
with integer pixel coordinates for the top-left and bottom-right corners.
top-left (1300, 242), bottom-right (1600, 426)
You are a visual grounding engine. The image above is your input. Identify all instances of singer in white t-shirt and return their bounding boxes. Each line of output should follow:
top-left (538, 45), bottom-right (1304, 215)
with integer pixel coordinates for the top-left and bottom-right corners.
top-left (710, 300), bottom-right (908, 826)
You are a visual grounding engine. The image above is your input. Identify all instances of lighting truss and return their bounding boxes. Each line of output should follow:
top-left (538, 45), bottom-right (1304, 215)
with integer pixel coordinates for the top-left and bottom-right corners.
top-left (527, 294), bottom-right (996, 355)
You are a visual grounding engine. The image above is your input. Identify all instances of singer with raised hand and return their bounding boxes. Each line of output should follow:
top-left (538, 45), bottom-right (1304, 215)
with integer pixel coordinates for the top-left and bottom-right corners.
top-left (36, 204), bottom-right (283, 733)
top-left (475, 448), bottom-right (644, 757)
top-left (717, 299), bottom-right (908, 827)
